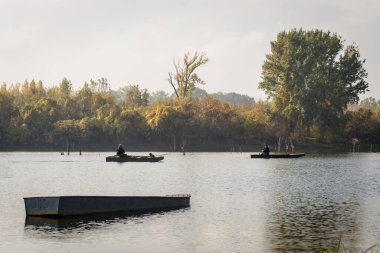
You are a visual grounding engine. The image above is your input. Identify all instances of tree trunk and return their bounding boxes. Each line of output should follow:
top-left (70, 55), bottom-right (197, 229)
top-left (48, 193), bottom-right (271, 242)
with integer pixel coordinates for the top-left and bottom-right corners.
top-left (172, 133), bottom-right (176, 152)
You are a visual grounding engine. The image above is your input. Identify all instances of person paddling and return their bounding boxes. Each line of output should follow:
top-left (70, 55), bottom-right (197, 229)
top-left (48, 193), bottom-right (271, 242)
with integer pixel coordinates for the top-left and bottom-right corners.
top-left (116, 144), bottom-right (127, 157)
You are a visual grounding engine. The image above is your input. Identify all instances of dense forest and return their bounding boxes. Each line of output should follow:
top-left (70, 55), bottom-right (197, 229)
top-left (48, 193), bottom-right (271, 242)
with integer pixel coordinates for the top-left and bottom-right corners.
top-left (0, 78), bottom-right (265, 151)
top-left (0, 78), bottom-right (379, 152)
top-left (0, 29), bottom-right (379, 152)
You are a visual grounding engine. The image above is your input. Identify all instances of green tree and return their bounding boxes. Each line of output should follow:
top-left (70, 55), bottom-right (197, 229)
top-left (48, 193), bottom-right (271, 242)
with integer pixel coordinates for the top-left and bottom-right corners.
top-left (59, 77), bottom-right (73, 98)
top-left (345, 108), bottom-right (380, 144)
top-left (168, 52), bottom-right (209, 99)
top-left (240, 101), bottom-right (272, 142)
top-left (259, 29), bottom-right (368, 139)
top-left (0, 85), bottom-right (16, 144)
top-left (17, 80), bottom-right (46, 104)
top-left (116, 109), bottom-right (148, 139)
top-left (20, 98), bottom-right (58, 144)
top-left (192, 96), bottom-right (237, 144)
top-left (74, 83), bottom-right (94, 118)
top-left (146, 102), bottom-right (189, 151)
top-left (122, 85), bottom-right (149, 109)
top-left (90, 77), bottom-right (110, 93)
top-left (53, 119), bottom-right (81, 145)
top-left (56, 77), bottom-right (75, 119)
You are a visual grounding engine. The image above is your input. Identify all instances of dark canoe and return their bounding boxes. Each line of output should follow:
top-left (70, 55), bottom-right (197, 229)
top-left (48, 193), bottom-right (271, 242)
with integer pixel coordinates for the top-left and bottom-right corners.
top-left (250, 153), bottom-right (305, 159)
top-left (24, 195), bottom-right (190, 217)
top-left (106, 155), bottom-right (164, 162)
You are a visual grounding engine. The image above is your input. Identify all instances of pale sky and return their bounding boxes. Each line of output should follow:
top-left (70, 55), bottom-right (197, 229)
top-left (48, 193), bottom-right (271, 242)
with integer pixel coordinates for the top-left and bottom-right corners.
top-left (0, 0), bottom-right (379, 100)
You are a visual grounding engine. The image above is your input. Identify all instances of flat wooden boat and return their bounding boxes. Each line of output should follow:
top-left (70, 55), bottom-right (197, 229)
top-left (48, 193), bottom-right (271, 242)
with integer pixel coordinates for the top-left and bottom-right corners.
top-left (106, 155), bottom-right (164, 162)
top-left (250, 153), bottom-right (305, 159)
top-left (24, 195), bottom-right (190, 217)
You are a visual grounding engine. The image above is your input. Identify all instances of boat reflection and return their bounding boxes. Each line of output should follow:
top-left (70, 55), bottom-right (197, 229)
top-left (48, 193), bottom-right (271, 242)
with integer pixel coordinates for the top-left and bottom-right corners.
top-left (24, 208), bottom-right (189, 233)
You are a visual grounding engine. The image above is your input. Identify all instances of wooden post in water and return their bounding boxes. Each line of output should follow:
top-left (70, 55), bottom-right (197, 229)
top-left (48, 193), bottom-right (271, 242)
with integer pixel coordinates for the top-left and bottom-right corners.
top-left (172, 134), bottom-right (176, 152)
top-left (181, 130), bottom-right (186, 155)
top-left (66, 142), bottom-right (70, 156)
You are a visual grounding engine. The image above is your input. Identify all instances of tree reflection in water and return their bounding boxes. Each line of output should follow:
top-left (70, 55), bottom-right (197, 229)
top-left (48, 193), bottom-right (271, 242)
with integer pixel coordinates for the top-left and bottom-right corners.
top-left (265, 197), bottom-right (361, 252)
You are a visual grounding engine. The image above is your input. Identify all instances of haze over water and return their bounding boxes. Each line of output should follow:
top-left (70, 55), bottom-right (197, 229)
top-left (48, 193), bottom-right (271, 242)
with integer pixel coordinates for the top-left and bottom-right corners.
top-left (0, 152), bottom-right (379, 252)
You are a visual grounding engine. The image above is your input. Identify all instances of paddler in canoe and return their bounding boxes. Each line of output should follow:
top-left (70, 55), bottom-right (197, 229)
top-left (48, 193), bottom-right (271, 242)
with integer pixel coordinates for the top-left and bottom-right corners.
top-left (116, 144), bottom-right (128, 158)
top-left (261, 144), bottom-right (270, 156)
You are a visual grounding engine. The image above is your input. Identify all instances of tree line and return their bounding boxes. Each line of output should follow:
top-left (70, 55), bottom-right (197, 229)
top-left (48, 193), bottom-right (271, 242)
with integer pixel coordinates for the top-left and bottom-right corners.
top-left (0, 79), bottom-right (379, 151)
top-left (0, 28), bottom-right (379, 152)
top-left (0, 78), bottom-right (265, 151)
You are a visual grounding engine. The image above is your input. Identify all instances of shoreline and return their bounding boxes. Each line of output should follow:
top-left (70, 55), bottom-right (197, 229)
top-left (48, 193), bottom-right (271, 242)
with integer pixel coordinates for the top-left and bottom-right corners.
top-left (0, 144), bottom-right (378, 153)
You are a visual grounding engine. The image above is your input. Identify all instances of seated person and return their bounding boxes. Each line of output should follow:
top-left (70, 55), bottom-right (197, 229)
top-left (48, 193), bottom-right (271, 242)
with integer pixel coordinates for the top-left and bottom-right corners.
top-left (149, 152), bottom-right (155, 157)
top-left (262, 144), bottom-right (270, 156)
top-left (116, 144), bottom-right (127, 157)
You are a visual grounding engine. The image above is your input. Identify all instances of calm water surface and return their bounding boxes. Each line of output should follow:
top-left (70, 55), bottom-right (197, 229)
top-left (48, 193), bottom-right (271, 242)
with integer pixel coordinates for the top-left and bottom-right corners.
top-left (0, 152), bottom-right (379, 252)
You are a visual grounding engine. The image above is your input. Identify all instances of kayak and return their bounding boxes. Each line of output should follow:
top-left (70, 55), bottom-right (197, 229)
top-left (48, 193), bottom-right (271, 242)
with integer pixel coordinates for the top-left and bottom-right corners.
top-left (106, 155), bottom-right (164, 162)
top-left (250, 153), bottom-right (305, 159)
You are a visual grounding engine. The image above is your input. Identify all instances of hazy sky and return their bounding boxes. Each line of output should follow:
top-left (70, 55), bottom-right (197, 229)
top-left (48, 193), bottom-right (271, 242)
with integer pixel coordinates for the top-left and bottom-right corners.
top-left (0, 0), bottom-right (379, 100)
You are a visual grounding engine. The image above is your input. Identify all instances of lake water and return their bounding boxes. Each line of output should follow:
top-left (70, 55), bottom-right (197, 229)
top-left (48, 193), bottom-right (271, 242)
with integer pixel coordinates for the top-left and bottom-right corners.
top-left (0, 152), bottom-right (379, 252)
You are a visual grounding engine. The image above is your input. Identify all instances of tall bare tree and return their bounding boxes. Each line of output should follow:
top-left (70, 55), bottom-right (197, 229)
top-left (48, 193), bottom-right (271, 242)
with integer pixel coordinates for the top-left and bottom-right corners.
top-left (168, 52), bottom-right (209, 98)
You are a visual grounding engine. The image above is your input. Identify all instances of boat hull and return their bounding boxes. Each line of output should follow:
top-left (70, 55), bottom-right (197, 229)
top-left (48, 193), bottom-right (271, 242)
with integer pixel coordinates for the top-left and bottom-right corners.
top-left (24, 195), bottom-right (190, 217)
top-left (250, 153), bottom-right (305, 159)
top-left (106, 155), bottom-right (164, 162)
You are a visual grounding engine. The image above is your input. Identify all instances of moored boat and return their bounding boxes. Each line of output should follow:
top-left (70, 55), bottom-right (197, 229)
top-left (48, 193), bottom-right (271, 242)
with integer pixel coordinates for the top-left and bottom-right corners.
top-left (250, 153), bottom-right (305, 158)
top-left (106, 155), bottom-right (164, 162)
top-left (24, 195), bottom-right (191, 217)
